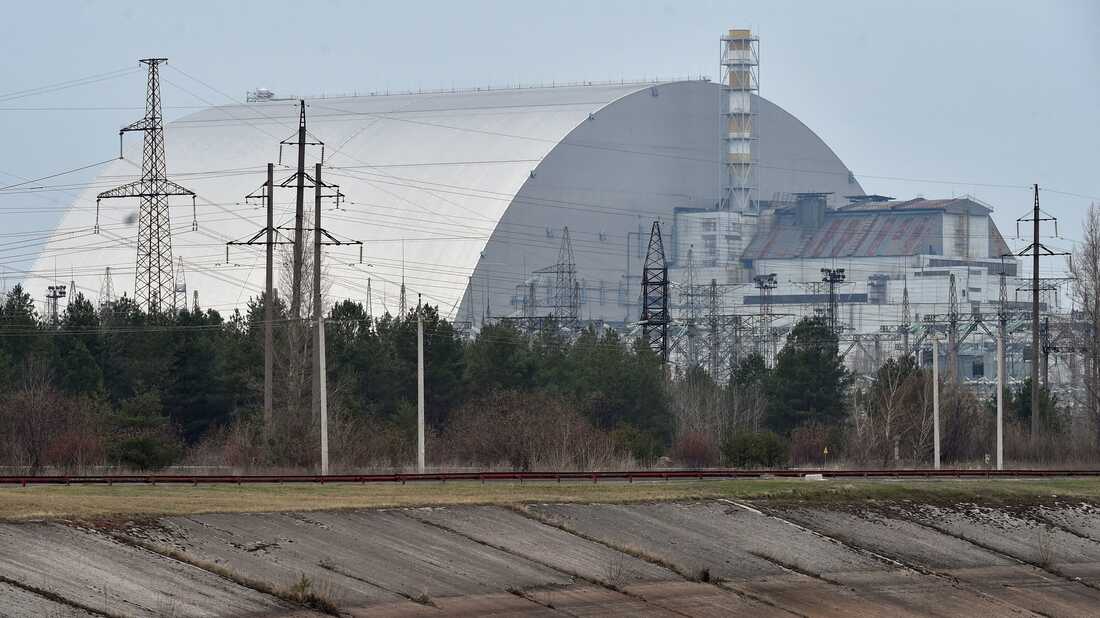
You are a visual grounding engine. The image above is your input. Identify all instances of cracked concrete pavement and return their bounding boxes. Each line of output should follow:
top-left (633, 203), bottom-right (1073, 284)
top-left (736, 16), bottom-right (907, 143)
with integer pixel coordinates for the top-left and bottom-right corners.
top-left (3, 499), bottom-right (1100, 616)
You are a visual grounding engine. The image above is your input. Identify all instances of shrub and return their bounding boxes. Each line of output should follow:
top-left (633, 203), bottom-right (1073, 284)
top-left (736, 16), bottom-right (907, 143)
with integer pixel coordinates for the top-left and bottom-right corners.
top-left (721, 430), bottom-right (787, 468)
top-left (789, 422), bottom-right (832, 466)
top-left (436, 391), bottom-right (617, 470)
top-left (610, 422), bottom-right (663, 464)
top-left (669, 431), bottom-right (720, 467)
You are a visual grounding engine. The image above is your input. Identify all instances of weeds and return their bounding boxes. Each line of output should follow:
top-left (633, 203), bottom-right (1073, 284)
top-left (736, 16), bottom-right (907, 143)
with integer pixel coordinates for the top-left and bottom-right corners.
top-left (1036, 528), bottom-right (1057, 568)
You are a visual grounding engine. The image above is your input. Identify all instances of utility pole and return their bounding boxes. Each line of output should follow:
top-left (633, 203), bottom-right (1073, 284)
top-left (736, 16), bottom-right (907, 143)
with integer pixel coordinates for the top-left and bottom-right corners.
top-left (1014, 184), bottom-right (1068, 436)
top-left (230, 164), bottom-right (288, 437)
top-left (290, 101), bottom-right (307, 320)
top-left (933, 336), bottom-right (941, 469)
top-left (313, 163), bottom-right (328, 475)
top-left (96, 58), bottom-right (195, 315)
top-left (417, 294), bottom-right (426, 473)
top-left (996, 329), bottom-right (1004, 470)
top-left (947, 273), bottom-right (959, 384)
top-left (366, 277), bottom-right (373, 320)
top-left (264, 164), bottom-right (274, 435)
top-left (1031, 185), bottom-right (1040, 436)
top-left (318, 311), bottom-right (329, 475)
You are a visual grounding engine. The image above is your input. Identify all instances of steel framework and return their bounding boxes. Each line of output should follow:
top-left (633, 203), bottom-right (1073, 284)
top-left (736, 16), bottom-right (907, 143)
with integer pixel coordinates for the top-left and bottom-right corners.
top-left (641, 221), bottom-right (670, 362)
top-left (96, 59), bottom-right (195, 315)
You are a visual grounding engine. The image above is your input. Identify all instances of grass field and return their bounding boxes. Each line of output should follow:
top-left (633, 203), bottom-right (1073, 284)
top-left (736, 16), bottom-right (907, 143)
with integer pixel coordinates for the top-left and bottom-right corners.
top-left (2, 478), bottom-right (1098, 522)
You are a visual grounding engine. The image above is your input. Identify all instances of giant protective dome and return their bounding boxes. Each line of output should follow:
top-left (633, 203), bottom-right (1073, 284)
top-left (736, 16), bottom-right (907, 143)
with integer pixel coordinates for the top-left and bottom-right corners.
top-left (26, 80), bottom-right (862, 323)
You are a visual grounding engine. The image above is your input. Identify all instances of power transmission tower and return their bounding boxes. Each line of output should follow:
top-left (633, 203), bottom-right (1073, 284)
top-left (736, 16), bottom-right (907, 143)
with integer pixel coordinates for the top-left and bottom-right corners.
top-left (680, 247), bottom-right (702, 367)
top-left (1013, 184), bottom-right (1069, 436)
top-left (98, 267), bottom-right (115, 310)
top-left (399, 240), bottom-right (407, 316)
top-left (551, 226), bottom-right (579, 331)
top-left (901, 276), bottom-right (911, 355)
top-left (705, 279), bottom-right (722, 378)
top-left (67, 270), bottom-right (77, 309)
top-left (192, 290), bottom-right (199, 313)
top-left (96, 58), bottom-right (195, 315)
top-left (641, 221), bottom-right (670, 363)
top-left (277, 100), bottom-right (324, 320)
top-left (173, 257), bottom-right (188, 314)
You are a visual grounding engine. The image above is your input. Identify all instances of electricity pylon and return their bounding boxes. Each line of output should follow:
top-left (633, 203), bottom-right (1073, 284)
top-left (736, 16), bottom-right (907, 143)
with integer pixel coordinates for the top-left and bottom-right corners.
top-left (96, 59), bottom-right (195, 315)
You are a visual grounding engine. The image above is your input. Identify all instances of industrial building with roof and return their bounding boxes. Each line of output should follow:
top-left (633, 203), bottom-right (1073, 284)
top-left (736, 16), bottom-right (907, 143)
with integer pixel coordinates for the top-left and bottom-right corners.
top-left (24, 29), bottom-right (1024, 382)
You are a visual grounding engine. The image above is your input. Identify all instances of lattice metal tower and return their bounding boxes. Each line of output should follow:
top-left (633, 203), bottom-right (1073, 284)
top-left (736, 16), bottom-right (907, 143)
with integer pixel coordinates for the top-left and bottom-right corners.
top-left (822, 268), bottom-right (846, 335)
top-left (174, 257), bottom-right (188, 313)
top-left (551, 227), bottom-right (579, 329)
top-left (97, 59), bottom-right (195, 315)
top-left (98, 267), bottom-right (115, 310)
top-left (901, 276), bottom-right (911, 354)
top-left (641, 221), bottom-right (670, 362)
top-left (720, 28), bottom-right (759, 212)
top-left (704, 279), bottom-right (724, 380)
top-left (753, 273), bottom-right (777, 364)
top-left (681, 247), bottom-right (702, 367)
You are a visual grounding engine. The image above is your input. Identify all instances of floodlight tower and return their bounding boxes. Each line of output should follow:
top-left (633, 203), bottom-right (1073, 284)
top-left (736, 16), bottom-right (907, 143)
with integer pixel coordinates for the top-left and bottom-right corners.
top-left (753, 273), bottom-right (777, 364)
top-left (720, 28), bottom-right (759, 212)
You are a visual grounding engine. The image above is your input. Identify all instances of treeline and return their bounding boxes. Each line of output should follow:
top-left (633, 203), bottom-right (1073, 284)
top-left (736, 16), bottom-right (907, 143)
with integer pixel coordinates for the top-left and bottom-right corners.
top-left (0, 283), bottom-right (1091, 472)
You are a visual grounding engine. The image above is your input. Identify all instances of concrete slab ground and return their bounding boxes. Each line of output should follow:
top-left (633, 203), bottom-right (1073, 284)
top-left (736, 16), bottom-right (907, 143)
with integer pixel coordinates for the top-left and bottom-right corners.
top-left (5, 498), bottom-right (1100, 616)
top-left (347, 592), bottom-right (557, 617)
top-left (0, 522), bottom-right (292, 617)
top-left (529, 501), bottom-right (1036, 616)
top-left (774, 505), bottom-right (1100, 617)
top-left (1038, 503), bottom-right (1100, 541)
top-left (623, 581), bottom-right (795, 617)
top-left (407, 505), bottom-right (676, 585)
top-left (125, 509), bottom-right (571, 609)
top-left (905, 503), bottom-right (1100, 583)
top-left (0, 581), bottom-right (96, 617)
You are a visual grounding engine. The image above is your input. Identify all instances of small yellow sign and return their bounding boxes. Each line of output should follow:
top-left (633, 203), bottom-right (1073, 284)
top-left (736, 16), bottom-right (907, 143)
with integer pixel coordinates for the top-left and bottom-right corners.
top-left (823, 446), bottom-right (829, 455)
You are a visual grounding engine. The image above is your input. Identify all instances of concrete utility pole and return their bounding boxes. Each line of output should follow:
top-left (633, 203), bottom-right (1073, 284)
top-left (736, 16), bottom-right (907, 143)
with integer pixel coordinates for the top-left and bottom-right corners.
top-left (996, 330), bottom-right (1005, 470)
top-left (264, 163), bottom-right (274, 434)
top-left (290, 100), bottom-right (307, 319)
top-left (313, 163), bottom-right (329, 475)
top-left (319, 311), bottom-right (329, 475)
top-left (1031, 184), bottom-right (1040, 436)
top-left (933, 337), bottom-right (941, 470)
top-left (417, 295), bottom-right (426, 473)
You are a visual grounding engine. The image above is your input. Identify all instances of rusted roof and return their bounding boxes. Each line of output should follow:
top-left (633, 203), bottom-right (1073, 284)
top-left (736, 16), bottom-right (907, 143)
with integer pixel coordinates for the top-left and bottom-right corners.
top-left (743, 211), bottom-right (943, 259)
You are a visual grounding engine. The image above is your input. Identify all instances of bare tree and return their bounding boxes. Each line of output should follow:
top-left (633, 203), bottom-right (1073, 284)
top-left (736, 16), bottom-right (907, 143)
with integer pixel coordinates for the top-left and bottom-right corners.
top-left (1069, 203), bottom-right (1100, 447)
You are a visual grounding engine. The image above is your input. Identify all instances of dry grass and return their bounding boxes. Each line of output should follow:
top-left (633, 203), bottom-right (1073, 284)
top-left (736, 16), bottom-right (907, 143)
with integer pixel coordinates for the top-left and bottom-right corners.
top-left (2, 478), bottom-right (1099, 522)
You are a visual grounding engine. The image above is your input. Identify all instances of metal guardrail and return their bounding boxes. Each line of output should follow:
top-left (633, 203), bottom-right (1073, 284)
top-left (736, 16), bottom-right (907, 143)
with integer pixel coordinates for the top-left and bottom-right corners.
top-left (1, 468), bottom-right (1099, 487)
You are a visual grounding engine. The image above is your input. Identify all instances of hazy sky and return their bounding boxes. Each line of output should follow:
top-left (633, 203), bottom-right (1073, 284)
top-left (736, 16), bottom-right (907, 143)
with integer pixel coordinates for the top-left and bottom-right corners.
top-left (1, 0), bottom-right (1097, 280)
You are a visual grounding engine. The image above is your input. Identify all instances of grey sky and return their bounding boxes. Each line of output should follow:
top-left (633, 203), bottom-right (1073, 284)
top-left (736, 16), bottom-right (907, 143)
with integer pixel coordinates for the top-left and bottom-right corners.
top-left (1, 0), bottom-right (1096, 281)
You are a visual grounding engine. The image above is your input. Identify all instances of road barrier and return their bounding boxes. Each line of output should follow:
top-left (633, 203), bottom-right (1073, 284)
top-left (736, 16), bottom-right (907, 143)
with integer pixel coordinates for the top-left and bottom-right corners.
top-left (2, 468), bottom-right (1099, 486)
